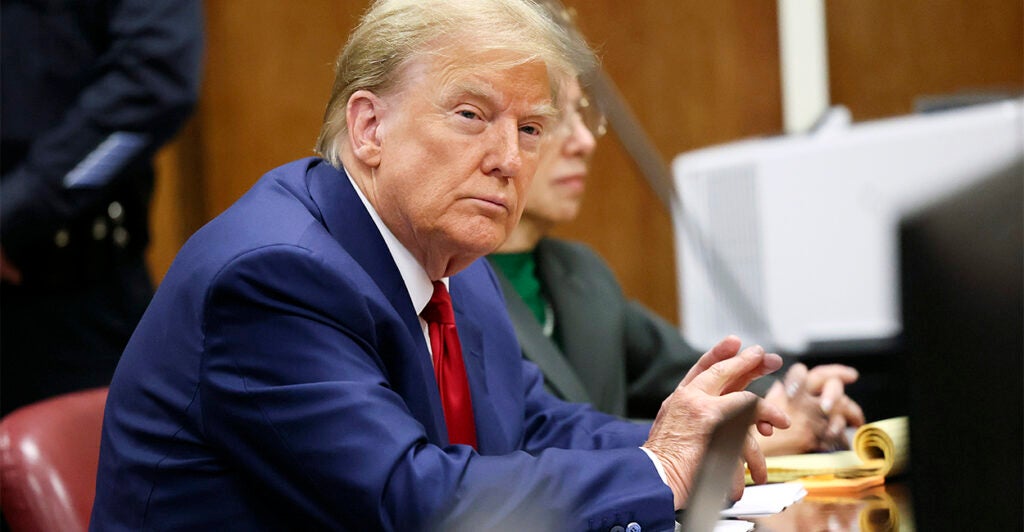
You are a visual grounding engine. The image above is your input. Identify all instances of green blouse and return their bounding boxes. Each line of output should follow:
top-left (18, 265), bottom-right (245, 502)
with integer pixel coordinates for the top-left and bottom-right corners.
top-left (488, 251), bottom-right (546, 327)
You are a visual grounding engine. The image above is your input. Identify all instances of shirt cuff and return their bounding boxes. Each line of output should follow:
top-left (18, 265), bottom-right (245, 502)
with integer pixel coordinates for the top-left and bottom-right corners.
top-left (640, 446), bottom-right (669, 486)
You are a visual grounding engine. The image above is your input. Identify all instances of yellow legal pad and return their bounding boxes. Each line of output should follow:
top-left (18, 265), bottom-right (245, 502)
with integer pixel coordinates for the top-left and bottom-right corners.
top-left (748, 416), bottom-right (909, 485)
top-left (798, 473), bottom-right (886, 495)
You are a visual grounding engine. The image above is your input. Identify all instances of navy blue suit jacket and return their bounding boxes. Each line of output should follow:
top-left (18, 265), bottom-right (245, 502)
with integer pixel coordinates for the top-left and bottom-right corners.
top-left (90, 158), bottom-right (676, 531)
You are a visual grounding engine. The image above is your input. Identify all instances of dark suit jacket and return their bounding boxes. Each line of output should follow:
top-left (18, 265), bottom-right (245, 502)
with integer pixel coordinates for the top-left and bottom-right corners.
top-left (491, 239), bottom-right (700, 419)
top-left (0, 0), bottom-right (202, 414)
top-left (90, 159), bottom-right (675, 531)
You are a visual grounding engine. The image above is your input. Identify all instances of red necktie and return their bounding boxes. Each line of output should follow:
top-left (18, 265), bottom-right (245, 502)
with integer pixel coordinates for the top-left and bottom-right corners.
top-left (421, 281), bottom-right (478, 449)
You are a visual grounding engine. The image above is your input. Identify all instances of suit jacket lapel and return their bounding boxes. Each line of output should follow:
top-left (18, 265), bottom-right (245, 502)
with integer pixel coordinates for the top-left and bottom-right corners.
top-left (490, 260), bottom-right (591, 404)
top-left (305, 159), bottom-right (446, 442)
top-left (536, 239), bottom-right (627, 416)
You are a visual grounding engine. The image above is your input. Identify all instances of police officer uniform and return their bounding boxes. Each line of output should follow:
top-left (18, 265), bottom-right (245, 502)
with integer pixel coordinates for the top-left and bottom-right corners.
top-left (1, 0), bottom-right (203, 414)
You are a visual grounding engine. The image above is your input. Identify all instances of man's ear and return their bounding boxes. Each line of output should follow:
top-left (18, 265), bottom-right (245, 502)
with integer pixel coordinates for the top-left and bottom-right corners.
top-left (347, 90), bottom-right (385, 167)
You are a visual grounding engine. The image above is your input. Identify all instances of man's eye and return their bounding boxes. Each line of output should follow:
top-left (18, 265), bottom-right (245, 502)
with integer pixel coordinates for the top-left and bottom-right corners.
top-left (458, 110), bottom-right (479, 120)
top-left (519, 124), bottom-right (541, 136)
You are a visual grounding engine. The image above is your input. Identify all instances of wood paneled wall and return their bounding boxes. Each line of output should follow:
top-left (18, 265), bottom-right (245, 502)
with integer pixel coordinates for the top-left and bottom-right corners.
top-left (149, 1), bottom-right (366, 279)
top-left (149, 0), bottom-right (1023, 328)
top-left (553, 1), bottom-right (783, 324)
top-left (827, 0), bottom-right (1023, 121)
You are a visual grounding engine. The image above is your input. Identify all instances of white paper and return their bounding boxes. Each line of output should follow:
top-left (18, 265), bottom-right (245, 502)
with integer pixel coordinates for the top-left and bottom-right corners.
top-left (714, 518), bottom-right (756, 531)
top-left (675, 519), bottom-right (755, 532)
top-left (719, 482), bottom-right (808, 518)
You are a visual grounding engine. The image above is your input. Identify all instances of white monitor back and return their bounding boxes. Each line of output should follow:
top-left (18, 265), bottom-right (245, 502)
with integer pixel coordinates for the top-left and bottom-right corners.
top-left (672, 99), bottom-right (1024, 353)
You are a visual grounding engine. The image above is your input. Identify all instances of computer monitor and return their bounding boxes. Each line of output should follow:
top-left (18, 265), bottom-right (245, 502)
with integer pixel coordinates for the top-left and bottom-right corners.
top-left (672, 99), bottom-right (1024, 354)
top-left (899, 159), bottom-right (1022, 530)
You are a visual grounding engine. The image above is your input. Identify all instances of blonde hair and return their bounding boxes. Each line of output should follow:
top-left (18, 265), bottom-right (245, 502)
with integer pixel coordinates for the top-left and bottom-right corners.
top-left (315, 0), bottom-right (596, 167)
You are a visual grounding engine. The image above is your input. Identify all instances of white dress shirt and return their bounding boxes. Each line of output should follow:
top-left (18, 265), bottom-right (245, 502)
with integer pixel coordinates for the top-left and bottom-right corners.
top-left (346, 172), bottom-right (442, 359)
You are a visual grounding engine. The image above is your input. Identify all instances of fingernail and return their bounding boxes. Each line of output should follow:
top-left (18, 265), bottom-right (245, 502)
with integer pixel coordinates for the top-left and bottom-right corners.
top-left (786, 381), bottom-right (799, 398)
top-left (829, 419), bottom-right (844, 436)
top-left (821, 398), bottom-right (833, 414)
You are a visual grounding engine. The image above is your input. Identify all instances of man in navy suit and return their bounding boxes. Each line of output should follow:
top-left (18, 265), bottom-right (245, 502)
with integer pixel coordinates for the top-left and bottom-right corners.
top-left (91, 1), bottom-right (789, 530)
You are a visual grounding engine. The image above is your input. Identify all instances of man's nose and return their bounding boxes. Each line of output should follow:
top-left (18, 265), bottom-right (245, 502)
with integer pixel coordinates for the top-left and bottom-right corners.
top-left (483, 120), bottom-right (522, 178)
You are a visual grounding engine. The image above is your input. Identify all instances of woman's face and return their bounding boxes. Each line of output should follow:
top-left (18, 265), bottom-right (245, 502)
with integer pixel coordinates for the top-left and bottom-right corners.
top-left (519, 79), bottom-right (599, 227)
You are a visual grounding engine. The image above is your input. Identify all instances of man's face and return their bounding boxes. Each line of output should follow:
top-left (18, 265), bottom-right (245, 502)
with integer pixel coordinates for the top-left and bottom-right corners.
top-left (521, 79), bottom-right (598, 227)
top-left (367, 53), bottom-right (556, 274)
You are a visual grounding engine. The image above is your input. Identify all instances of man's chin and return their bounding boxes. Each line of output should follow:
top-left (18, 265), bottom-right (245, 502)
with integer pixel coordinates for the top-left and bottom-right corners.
top-left (466, 235), bottom-right (505, 257)
top-left (444, 227), bottom-right (505, 258)
top-left (437, 235), bottom-right (504, 277)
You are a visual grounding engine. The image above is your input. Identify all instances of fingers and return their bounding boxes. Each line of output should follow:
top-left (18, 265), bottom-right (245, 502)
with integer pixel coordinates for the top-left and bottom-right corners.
top-left (681, 335), bottom-right (742, 385)
top-left (756, 363), bottom-right (868, 455)
top-left (755, 393), bottom-right (791, 432)
top-left (823, 422), bottom-right (851, 451)
top-left (782, 363), bottom-right (808, 399)
top-left (819, 376), bottom-right (845, 415)
top-left (841, 396), bottom-right (866, 427)
top-left (816, 373), bottom-right (865, 431)
top-left (796, 364), bottom-right (863, 428)
top-left (759, 381), bottom-right (789, 437)
top-left (818, 395), bottom-right (866, 451)
top-left (828, 395), bottom-right (866, 430)
top-left (765, 379), bottom-right (786, 402)
top-left (730, 461), bottom-right (746, 503)
top-left (743, 430), bottom-right (767, 485)
top-left (690, 344), bottom-right (783, 396)
top-left (804, 364), bottom-right (859, 395)
top-left (730, 350), bottom-right (784, 394)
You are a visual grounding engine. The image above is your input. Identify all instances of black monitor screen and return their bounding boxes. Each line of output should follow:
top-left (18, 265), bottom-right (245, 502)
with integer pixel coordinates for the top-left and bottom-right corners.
top-left (899, 158), bottom-right (1022, 530)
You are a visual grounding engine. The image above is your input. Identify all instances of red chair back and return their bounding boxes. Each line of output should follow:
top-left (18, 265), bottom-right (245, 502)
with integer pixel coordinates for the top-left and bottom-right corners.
top-left (0, 387), bottom-right (108, 532)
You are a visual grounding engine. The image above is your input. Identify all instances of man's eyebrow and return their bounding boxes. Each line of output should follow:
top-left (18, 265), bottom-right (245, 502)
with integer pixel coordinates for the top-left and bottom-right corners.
top-left (439, 78), bottom-right (496, 107)
top-left (441, 78), bottom-right (558, 123)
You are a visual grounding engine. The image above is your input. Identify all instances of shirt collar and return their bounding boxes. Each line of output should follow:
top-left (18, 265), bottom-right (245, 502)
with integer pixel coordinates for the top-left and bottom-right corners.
top-left (345, 170), bottom-right (447, 315)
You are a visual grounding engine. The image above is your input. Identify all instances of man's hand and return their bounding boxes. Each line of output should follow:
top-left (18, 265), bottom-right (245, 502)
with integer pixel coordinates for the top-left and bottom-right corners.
top-left (756, 363), bottom-right (866, 456)
top-left (1, 247), bottom-right (23, 285)
top-left (643, 336), bottom-right (790, 509)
